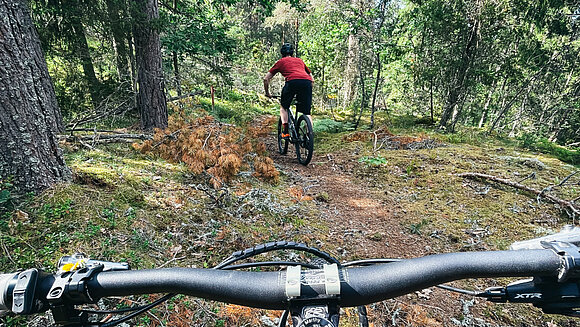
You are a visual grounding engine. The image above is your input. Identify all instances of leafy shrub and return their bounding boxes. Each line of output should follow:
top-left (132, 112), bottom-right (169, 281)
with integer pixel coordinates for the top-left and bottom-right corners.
top-left (312, 118), bottom-right (354, 133)
top-left (518, 134), bottom-right (580, 165)
top-left (358, 155), bottom-right (388, 166)
top-left (391, 114), bottom-right (418, 128)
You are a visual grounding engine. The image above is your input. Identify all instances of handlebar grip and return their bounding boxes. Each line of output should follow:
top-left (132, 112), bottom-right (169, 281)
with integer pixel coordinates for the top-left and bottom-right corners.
top-left (0, 273), bottom-right (17, 315)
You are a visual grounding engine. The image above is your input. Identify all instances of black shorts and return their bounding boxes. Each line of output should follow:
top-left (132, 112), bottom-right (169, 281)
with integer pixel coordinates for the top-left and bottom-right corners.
top-left (281, 79), bottom-right (312, 115)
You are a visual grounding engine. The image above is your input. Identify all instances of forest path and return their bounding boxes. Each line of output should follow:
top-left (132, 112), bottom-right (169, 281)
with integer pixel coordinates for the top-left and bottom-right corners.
top-left (263, 130), bottom-right (481, 326)
top-left (264, 131), bottom-right (428, 260)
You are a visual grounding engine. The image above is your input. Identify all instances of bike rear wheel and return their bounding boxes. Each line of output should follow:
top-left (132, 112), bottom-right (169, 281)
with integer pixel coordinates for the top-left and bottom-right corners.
top-left (277, 117), bottom-right (289, 155)
top-left (295, 115), bottom-right (314, 165)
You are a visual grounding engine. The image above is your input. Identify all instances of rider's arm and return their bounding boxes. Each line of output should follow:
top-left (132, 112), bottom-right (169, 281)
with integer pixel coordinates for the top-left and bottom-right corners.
top-left (263, 72), bottom-right (274, 97)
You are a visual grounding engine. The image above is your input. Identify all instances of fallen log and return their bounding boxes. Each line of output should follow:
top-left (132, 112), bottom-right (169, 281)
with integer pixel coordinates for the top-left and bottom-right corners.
top-left (458, 172), bottom-right (580, 216)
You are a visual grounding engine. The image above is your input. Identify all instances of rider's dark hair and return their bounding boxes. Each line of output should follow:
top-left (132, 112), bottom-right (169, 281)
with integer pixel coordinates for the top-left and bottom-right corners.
top-left (280, 43), bottom-right (294, 56)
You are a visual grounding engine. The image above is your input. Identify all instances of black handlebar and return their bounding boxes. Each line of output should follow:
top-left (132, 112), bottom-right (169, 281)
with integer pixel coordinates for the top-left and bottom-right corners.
top-left (2, 245), bottom-right (580, 326)
top-left (0, 249), bottom-right (561, 312)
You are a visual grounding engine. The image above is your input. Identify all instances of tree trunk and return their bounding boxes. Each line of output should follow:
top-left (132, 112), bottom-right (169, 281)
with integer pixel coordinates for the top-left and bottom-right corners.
top-left (478, 84), bottom-right (496, 128)
top-left (171, 0), bottom-right (181, 96)
top-left (354, 52), bottom-right (367, 130)
top-left (343, 34), bottom-right (359, 107)
top-left (430, 77), bottom-right (434, 124)
top-left (69, 8), bottom-right (101, 109)
top-left (132, 0), bottom-right (168, 131)
top-left (370, 52), bottom-right (382, 129)
top-left (509, 93), bottom-right (528, 138)
top-left (438, 1), bottom-right (481, 130)
top-left (0, 0), bottom-right (71, 193)
top-left (173, 52), bottom-right (182, 96)
top-left (450, 88), bottom-right (471, 132)
top-left (105, 0), bottom-right (131, 83)
top-left (127, 32), bottom-right (137, 92)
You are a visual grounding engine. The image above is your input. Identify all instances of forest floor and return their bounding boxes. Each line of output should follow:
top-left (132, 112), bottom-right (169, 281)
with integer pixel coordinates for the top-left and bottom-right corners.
top-left (3, 102), bottom-right (580, 326)
top-left (262, 119), bottom-right (579, 327)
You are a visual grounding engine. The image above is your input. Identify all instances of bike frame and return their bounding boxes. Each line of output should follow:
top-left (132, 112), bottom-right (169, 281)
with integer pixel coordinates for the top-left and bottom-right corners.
top-left (285, 104), bottom-right (300, 144)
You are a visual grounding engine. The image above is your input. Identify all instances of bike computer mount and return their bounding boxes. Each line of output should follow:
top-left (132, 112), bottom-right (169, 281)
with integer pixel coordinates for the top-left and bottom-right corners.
top-left (285, 264), bottom-right (342, 327)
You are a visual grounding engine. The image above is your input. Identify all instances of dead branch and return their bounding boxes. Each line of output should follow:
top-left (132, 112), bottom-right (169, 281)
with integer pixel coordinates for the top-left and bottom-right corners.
top-left (153, 129), bottom-right (184, 147)
top-left (66, 128), bottom-right (126, 134)
top-left (458, 172), bottom-right (580, 216)
top-left (60, 134), bottom-right (152, 142)
top-left (67, 98), bottom-right (134, 130)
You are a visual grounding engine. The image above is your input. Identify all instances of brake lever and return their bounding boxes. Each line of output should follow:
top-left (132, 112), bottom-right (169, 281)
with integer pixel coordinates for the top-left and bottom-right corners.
top-left (480, 241), bottom-right (580, 317)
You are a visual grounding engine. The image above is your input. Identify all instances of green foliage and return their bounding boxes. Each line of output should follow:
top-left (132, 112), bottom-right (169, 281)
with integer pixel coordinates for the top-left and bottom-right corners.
top-left (518, 135), bottom-right (580, 165)
top-left (39, 200), bottom-right (73, 221)
top-left (161, 1), bottom-right (236, 75)
top-left (405, 160), bottom-right (417, 175)
top-left (198, 93), bottom-right (270, 124)
top-left (408, 219), bottom-right (430, 235)
top-left (358, 155), bottom-right (388, 167)
top-left (312, 119), bottom-right (354, 134)
top-left (391, 115), bottom-right (431, 129)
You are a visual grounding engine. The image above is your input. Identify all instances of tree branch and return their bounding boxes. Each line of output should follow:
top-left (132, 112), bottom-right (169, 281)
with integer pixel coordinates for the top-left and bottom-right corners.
top-left (458, 172), bottom-right (580, 216)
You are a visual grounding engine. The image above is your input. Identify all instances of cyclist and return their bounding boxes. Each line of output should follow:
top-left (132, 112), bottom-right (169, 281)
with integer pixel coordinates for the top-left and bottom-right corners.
top-left (263, 43), bottom-right (314, 140)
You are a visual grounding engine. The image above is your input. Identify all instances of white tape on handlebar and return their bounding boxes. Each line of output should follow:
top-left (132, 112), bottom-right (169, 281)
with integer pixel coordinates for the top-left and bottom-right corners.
top-left (285, 265), bottom-right (301, 298)
top-left (323, 264), bottom-right (341, 295)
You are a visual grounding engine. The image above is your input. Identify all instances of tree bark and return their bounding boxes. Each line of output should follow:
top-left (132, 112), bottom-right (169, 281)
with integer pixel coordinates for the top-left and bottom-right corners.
top-left (132, 0), bottom-right (168, 131)
top-left (0, 0), bottom-right (71, 193)
top-left (127, 32), bottom-right (137, 92)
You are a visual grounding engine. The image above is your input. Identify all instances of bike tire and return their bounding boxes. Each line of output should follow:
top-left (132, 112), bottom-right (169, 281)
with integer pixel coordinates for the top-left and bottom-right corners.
top-left (295, 115), bottom-right (314, 165)
top-left (277, 117), bottom-right (289, 155)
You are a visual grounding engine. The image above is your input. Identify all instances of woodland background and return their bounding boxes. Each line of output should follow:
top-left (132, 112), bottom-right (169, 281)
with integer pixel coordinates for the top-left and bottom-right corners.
top-left (29, 0), bottom-right (580, 143)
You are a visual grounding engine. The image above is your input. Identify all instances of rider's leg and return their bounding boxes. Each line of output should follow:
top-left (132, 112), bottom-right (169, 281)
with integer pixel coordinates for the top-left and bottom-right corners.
top-left (280, 105), bottom-right (289, 124)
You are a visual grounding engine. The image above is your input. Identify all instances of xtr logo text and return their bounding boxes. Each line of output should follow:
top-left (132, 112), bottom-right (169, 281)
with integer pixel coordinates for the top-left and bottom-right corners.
top-left (514, 293), bottom-right (542, 299)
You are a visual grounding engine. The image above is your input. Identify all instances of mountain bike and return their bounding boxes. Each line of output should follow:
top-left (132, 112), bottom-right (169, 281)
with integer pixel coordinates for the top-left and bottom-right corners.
top-left (274, 96), bottom-right (314, 166)
top-left (1, 228), bottom-right (580, 326)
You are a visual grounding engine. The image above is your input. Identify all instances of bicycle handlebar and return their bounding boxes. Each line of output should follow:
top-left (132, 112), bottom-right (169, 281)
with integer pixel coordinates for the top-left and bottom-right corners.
top-left (0, 249), bottom-right (564, 314)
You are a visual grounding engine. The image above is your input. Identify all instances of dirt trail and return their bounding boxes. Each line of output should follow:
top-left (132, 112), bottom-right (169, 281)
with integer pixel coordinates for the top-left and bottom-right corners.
top-left (265, 135), bottom-right (468, 325)
top-left (266, 136), bottom-right (428, 260)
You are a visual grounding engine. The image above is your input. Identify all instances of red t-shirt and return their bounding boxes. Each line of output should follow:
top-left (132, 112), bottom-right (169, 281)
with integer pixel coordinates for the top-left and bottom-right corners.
top-left (269, 57), bottom-right (313, 82)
